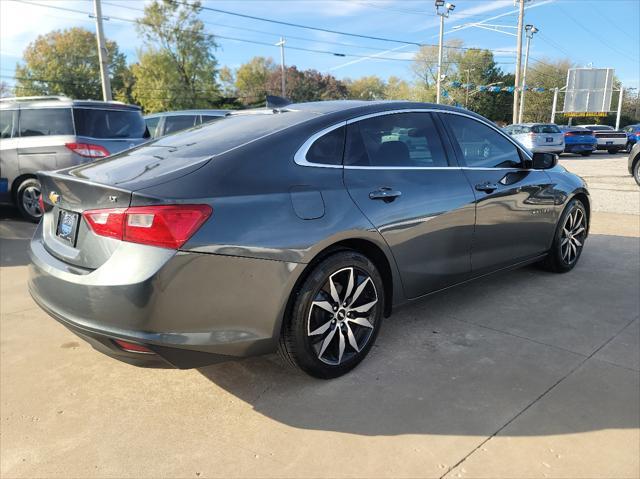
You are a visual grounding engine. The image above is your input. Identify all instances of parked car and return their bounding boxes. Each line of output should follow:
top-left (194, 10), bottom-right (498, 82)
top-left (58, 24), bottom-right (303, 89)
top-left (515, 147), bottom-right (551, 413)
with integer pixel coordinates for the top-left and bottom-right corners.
top-left (558, 126), bottom-right (597, 156)
top-left (622, 124), bottom-right (640, 153)
top-left (503, 123), bottom-right (565, 154)
top-left (628, 142), bottom-right (640, 186)
top-left (0, 96), bottom-right (149, 221)
top-left (579, 124), bottom-right (627, 153)
top-left (144, 110), bottom-right (228, 138)
top-left (29, 101), bottom-right (590, 378)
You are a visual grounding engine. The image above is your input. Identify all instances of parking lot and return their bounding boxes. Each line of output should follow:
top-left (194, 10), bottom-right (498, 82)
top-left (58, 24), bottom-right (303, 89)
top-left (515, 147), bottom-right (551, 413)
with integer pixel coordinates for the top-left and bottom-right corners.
top-left (1, 151), bottom-right (638, 478)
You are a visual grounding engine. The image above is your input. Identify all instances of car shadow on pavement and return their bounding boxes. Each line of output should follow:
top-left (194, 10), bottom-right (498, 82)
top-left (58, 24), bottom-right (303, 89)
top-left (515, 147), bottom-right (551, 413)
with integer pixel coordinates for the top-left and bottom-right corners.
top-left (198, 234), bottom-right (639, 437)
top-left (0, 206), bottom-right (36, 267)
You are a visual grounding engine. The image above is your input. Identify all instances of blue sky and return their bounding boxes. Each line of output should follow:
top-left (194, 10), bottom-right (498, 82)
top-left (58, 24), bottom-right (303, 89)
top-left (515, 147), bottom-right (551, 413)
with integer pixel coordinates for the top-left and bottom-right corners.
top-left (1, 0), bottom-right (638, 91)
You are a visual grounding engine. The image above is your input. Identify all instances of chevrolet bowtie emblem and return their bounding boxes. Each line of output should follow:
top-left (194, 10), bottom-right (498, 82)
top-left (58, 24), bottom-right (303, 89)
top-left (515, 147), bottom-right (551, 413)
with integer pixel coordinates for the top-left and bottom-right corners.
top-left (49, 191), bottom-right (60, 204)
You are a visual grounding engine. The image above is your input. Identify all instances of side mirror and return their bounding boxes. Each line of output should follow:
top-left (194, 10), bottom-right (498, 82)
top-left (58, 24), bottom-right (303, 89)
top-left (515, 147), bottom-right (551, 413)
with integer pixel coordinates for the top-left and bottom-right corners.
top-left (531, 152), bottom-right (558, 169)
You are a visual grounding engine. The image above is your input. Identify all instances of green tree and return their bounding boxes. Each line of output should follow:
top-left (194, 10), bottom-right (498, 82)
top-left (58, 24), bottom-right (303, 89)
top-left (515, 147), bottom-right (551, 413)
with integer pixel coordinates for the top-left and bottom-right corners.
top-left (14, 27), bottom-right (130, 100)
top-left (521, 58), bottom-right (573, 123)
top-left (266, 66), bottom-right (347, 102)
top-left (0, 81), bottom-right (12, 98)
top-left (345, 76), bottom-right (387, 100)
top-left (235, 57), bottom-right (277, 105)
top-left (384, 76), bottom-right (414, 100)
top-left (411, 39), bottom-right (463, 101)
top-left (132, 0), bottom-right (220, 112)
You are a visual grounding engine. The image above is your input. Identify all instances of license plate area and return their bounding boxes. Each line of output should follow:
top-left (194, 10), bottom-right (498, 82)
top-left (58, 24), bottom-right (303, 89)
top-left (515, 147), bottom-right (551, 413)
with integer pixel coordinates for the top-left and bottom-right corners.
top-left (606, 140), bottom-right (613, 145)
top-left (56, 209), bottom-right (79, 246)
top-left (546, 137), bottom-right (554, 143)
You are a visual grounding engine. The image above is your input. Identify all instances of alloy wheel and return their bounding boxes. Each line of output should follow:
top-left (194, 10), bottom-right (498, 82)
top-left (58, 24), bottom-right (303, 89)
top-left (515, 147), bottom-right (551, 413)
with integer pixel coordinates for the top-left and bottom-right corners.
top-left (307, 267), bottom-right (378, 366)
top-left (22, 185), bottom-right (42, 218)
top-left (560, 207), bottom-right (586, 265)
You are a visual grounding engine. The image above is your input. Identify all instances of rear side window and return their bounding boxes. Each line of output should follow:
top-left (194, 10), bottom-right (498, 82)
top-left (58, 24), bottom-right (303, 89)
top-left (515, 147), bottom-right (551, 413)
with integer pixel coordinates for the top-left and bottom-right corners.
top-left (306, 126), bottom-right (345, 165)
top-left (0, 110), bottom-right (15, 139)
top-left (532, 124), bottom-right (560, 134)
top-left (345, 112), bottom-right (448, 167)
top-left (444, 114), bottom-right (522, 168)
top-left (163, 115), bottom-right (197, 135)
top-left (74, 108), bottom-right (147, 139)
top-left (201, 115), bottom-right (224, 124)
top-left (19, 108), bottom-right (73, 137)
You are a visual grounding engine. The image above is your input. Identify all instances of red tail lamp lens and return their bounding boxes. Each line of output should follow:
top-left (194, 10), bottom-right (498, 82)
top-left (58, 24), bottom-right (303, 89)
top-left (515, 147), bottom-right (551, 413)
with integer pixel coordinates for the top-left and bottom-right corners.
top-left (65, 142), bottom-right (110, 158)
top-left (113, 339), bottom-right (153, 354)
top-left (82, 204), bottom-right (212, 249)
top-left (38, 194), bottom-right (45, 213)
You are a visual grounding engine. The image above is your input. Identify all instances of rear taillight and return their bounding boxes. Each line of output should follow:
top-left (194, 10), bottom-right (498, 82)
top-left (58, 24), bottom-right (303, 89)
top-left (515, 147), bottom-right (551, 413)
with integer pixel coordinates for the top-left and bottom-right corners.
top-left (635, 133), bottom-right (640, 138)
top-left (113, 339), bottom-right (154, 354)
top-left (82, 204), bottom-right (212, 249)
top-left (38, 194), bottom-right (44, 213)
top-left (65, 142), bottom-right (110, 158)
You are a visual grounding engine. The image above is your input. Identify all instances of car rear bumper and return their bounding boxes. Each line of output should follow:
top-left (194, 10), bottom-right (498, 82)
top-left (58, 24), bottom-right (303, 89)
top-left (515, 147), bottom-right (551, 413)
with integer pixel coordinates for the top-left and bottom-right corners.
top-left (530, 145), bottom-right (564, 154)
top-left (564, 143), bottom-right (597, 153)
top-left (595, 139), bottom-right (626, 149)
top-left (29, 223), bottom-right (303, 368)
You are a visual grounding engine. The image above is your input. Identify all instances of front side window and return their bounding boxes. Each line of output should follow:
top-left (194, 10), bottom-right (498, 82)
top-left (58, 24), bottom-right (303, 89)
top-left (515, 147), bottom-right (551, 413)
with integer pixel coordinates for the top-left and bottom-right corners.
top-left (163, 115), bottom-right (197, 135)
top-left (0, 110), bottom-right (15, 139)
top-left (19, 108), bottom-right (73, 137)
top-left (345, 112), bottom-right (448, 167)
top-left (74, 108), bottom-right (148, 139)
top-left (305, 126), bottom-right (345, 165)
top-left (443, 114), bottom-right (522, 168)
top-left (201, 115), bottom-right (224, 124)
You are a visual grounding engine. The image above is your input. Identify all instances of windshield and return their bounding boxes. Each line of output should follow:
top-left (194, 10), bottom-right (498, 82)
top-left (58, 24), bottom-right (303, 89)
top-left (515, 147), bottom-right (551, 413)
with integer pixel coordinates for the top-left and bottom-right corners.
top-left (74, 108), bottom-right (148, 139)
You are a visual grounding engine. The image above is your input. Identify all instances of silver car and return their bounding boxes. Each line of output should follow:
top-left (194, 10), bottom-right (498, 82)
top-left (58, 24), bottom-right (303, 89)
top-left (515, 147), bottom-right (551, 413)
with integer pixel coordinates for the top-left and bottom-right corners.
top-left (0, 96), bottom-right (149, 221)
top-left (504, 123), bottom-right (565, 154)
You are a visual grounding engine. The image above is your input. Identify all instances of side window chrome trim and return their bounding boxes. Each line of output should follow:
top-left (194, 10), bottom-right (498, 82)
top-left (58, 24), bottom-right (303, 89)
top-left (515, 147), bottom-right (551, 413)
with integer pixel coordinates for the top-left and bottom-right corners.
top-left (294, 108), bottom-right (532, 168)
top-left (293, 121), bottom-right (346, 168)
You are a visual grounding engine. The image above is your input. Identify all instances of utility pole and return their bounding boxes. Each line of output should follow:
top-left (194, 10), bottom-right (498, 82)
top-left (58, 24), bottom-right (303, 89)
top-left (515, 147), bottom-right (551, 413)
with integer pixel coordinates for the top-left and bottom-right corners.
top-left (513, 0), bottom-right (525, 123)
top-left (276, 37), bottom-right (286, 97)
top-left (93, 0), bottom-right (112, 102)
top-left (550, 87), bottom-right (559, 123)
top-left (615, 87), bottom-right (624, 130)
top-left (518, 24), bottom-right (538, 123)
top-left (435, 1), bottom-right (455, 105)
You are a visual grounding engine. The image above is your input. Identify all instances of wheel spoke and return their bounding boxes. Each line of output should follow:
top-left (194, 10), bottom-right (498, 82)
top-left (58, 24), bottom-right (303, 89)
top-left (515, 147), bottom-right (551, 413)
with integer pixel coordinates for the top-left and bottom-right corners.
top-left (312, 301), bottom-right (335, 314)
top-left (345, 323), bottom-right (360, 352)
top-left (343, 268), bottom-right (355, 304)
top-left (349, 277), bottom-right (372, 307)
top-left (318, 326), bottom-right (337, 358)
top-left (562, 243), bottom-right (570, 261)
top-left (561, 237), bottom-right (569, 247)
top-left (337, 328), bottom-right (345, 364)
top-left (572, 237), bottom-right (582, 247)
top-left (562, 227), bottom-right (570, 238)
top-left (309, 319), bottom-right (333, 336)
top-left (348, 316), bottom-right (374, 329)
top-left (351, 299), bottom-right (378, 313)
top-left (572, 226), bottom-right (585, 236)
top-left (328, 273), bottom-right (340, 305)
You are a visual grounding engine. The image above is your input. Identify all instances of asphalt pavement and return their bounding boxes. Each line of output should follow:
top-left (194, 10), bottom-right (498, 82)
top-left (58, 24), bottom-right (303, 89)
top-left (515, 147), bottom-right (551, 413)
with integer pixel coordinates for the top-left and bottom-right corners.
top-left (1, 151), bottom-right (638, 478)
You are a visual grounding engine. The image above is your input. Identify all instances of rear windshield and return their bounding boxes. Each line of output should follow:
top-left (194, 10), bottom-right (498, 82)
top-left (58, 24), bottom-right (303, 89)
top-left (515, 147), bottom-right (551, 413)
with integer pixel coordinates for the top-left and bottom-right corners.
top-left (531, 124), bottom-right (560, 134)
top-left (73, 108), bottom-right (148, 139)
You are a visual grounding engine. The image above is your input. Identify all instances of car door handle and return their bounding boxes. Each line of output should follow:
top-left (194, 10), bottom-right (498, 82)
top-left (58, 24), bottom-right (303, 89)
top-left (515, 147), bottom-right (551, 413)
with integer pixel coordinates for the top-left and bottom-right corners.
top-left (369, 187), bottom-right (402, 203)
top-left (475, 182), bottom-right (499, 193)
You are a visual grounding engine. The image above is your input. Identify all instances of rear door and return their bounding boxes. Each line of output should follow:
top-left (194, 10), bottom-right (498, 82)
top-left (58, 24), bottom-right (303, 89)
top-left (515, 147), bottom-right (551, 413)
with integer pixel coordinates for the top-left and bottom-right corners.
top-left (343, 111), bottom-right (476, 299)
top-left (439, 112), bottom-right (557, 273)
top-left (0, 109), bottom-right (18, 201)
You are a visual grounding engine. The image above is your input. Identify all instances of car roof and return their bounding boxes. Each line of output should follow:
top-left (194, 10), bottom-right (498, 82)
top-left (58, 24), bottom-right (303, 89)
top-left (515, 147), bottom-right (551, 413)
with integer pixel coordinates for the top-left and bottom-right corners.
top-left (0, 96), bottom-right (140, 110)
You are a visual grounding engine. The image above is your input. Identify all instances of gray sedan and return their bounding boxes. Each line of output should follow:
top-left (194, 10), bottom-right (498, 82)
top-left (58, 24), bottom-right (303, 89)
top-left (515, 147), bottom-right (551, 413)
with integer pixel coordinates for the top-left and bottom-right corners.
top-left (29, 101), bottom-right (590, 378)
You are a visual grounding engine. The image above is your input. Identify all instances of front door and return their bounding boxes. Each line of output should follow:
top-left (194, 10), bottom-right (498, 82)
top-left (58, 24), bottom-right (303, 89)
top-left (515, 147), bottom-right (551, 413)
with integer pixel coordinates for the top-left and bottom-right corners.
top-left (343, 111), bottom-right (476, 299)
top-left (439, 112), bottom-right (557, 273)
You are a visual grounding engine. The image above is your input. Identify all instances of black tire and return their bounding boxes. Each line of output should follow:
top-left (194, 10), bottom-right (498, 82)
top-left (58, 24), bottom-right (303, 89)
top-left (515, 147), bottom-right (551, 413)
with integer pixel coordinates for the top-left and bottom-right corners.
top-left (625, 142), bottom-right (632, 154)
top-left (540, 199), bottom-right (588, 273)
top-left (607, 148), bottom-right (620, 154)
top-left (279, 250), bottom-right (384, 379)
top-left (580, 151), bottom-right (592, 157)
top-left (15, 178), bottom-right (43, 223)
top-left (633, 160), bottom-right (640, 186)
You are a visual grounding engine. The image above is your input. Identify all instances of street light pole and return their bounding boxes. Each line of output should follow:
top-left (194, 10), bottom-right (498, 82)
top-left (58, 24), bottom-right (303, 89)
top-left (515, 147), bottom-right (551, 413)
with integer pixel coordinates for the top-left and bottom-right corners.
top-left (513, 0), bottom-right (525, 123)
top-left (276, 37), bottom-right (286, 97)
top-left (93, 0), bottom-right (112, 102)
top-left (435, 1), bottom-right (455, 105)
top-left (464, 68), bottom-right (473, 108)
top-left (518, 24), bottom-right (538, 123)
